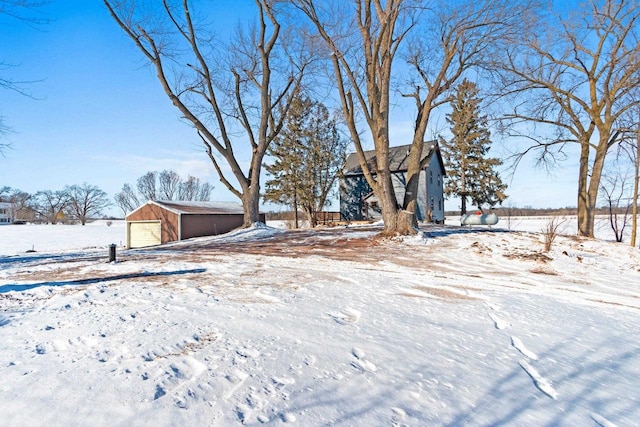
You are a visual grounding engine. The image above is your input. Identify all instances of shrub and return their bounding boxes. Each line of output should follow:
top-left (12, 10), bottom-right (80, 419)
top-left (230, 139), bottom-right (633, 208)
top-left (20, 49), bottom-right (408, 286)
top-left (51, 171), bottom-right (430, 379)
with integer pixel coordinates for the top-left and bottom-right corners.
top-left (542, 217), bottom-right (567, 252)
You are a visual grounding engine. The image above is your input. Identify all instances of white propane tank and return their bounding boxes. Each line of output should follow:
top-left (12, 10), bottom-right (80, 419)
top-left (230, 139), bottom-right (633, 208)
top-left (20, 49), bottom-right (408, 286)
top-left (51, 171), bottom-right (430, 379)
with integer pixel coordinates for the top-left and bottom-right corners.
top-left (460, 213), bottom-right (499, 226)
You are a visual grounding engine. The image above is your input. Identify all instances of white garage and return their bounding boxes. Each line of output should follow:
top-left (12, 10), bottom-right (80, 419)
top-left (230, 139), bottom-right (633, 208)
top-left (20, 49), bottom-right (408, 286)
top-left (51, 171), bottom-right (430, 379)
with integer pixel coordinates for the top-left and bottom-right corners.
top-left (127, 221), bottom-right (161, 248)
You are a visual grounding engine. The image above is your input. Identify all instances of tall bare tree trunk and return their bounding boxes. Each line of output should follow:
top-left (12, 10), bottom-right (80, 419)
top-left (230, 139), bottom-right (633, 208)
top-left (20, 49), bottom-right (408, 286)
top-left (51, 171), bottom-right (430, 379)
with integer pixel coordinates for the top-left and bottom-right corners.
top-left (632, 123), bottom-right (640, 247)
top-left (294, 0), bottom-right (413, 235)
top-left (401, 141), bottom-right (423, 230)
top-left (241, 183), bottom-right (262, 227)
top-left (577, 140), bottom-right (592, 237)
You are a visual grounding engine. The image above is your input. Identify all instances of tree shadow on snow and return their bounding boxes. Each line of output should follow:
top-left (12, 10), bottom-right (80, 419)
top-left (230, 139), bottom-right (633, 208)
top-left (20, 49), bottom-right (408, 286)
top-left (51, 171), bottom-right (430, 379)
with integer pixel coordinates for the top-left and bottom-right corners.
top-left (419, 224), bottom-right (514, 239)
top-left (0, 268), bottom-right (207, 294)
top-left (442, 324), bottom-right (640, 426)
top-left (0, 252), bottom-right (102, 266)
top-left (282, 323), bottom-right (639, 426)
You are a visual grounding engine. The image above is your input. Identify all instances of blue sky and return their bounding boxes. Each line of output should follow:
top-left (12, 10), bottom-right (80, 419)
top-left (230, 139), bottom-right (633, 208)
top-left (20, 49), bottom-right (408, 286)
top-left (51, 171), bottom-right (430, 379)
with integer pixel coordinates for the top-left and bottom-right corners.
top-left (1, 1), bottom-right (580, 217)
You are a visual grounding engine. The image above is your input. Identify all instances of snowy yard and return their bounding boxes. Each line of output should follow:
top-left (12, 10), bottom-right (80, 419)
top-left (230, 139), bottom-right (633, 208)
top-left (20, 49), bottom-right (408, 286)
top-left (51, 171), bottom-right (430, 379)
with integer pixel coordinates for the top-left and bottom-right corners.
top-left (1, 218), bottom-right (639, 426)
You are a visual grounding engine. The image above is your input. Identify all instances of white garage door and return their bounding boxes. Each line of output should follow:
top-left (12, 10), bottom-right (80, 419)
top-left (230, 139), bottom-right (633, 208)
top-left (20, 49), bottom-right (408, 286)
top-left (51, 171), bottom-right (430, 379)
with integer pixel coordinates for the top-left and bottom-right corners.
top-left (128, 221), bottom-right (161, 248)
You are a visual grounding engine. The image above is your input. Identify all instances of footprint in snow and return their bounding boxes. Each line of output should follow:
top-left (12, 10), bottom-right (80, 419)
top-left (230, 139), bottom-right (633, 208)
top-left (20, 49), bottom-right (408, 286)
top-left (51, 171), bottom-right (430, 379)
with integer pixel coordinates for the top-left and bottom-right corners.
top-left (391, 406), bottom-right (407, 423)
top-left (590, 413), bottom-right (618, 427)
top-left (351, 347), bottom-right (377, 373)
top-left (327, 308), bottom-right (361, 325)
top-left (488, 313), bottom-right (508, 330)
top-left (152, 356), bottom-right (208, 402)
top-left (511, 337), bottom-right (538, 360)
top-left (222, 370), bottom-right (249, 401)
top-left (35, 340), bottom-right (67, 354)
top-left (236, 347), bottom-right (260, 358)
top-left (280, 412), bottom-right (297, 423)
top-left (272, 376), bottom-right (295, 388)
top-left (519, 360), bottom-right (557, 400)
top-left (486, 302), bottom-right (502, 312)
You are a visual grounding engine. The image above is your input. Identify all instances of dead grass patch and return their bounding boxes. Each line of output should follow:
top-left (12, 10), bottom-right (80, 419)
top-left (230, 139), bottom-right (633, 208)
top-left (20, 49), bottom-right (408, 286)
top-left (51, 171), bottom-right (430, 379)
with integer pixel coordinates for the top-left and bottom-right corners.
top-left (449, 284), bottom-right (484, 292)
top-left (529, 268), bottom-right (559, 276)
top-left (412, 285), bottom-right (477, 300)
top-left (471, 241), bottom-right (493, 254)
top-left (589, 299), bottom-right (639, 310)
top-left (504, 252), bottom-right (553, 263)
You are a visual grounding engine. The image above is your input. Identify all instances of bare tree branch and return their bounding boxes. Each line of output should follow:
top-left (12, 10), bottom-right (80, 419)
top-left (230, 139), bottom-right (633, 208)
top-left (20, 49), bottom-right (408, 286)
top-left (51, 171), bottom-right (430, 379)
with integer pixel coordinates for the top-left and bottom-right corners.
top-left (497, 0), bottom-right (640, 237)
top-left (105, 0), bottom-right (308, 226)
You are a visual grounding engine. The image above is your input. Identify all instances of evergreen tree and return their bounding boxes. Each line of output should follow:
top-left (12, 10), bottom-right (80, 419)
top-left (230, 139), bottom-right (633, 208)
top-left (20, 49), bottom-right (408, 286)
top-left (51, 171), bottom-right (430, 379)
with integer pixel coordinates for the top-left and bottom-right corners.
top-left (265, 94), bottom-right (347, 227)
top-left (440, 79), bottom-right (507, 214)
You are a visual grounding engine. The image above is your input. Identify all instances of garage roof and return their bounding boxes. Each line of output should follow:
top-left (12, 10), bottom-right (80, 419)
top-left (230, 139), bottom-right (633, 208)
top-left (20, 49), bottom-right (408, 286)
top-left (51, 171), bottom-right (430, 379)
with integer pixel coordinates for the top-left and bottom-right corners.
top-left (128, 200), bottom-right (245, 217)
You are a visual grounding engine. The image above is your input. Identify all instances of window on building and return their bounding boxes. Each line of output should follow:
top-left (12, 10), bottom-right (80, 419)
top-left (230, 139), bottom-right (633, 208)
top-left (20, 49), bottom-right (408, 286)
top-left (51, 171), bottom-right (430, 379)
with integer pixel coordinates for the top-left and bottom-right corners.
top-left (429, 170), bottom-right (433, 184)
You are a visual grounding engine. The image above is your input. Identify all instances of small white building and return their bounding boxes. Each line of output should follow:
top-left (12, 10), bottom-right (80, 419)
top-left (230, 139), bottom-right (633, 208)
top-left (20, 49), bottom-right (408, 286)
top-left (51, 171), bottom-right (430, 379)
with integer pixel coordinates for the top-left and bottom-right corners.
top-left (0, 202), bottom-right (13, 225)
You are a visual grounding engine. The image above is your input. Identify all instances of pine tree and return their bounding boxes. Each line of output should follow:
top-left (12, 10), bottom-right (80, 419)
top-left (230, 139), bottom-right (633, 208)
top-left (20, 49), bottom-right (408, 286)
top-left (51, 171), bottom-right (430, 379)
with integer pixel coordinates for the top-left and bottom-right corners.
top-left (440, 79), bottom-right (507, 214)
top-left (264, 96), bottom-right (307, 227)
top-left (265, 94), bottom-right (347, 227)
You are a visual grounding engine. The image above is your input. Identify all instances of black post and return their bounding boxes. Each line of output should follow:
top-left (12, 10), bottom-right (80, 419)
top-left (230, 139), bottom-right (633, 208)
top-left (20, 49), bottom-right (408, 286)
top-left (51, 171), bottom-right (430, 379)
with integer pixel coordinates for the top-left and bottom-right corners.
top-left (109, 244), bottom-right (117, 263)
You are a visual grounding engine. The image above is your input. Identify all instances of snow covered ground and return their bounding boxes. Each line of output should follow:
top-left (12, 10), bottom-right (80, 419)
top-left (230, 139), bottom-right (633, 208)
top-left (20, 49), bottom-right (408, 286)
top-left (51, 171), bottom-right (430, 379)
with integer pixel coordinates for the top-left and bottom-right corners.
top-left (1, 218), bottom-right (639, 426)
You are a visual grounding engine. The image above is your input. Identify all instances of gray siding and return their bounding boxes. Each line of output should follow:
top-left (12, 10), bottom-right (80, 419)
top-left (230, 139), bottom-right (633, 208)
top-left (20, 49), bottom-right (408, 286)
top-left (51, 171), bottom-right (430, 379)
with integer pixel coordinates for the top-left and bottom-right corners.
top-left (425, 155), bottom-right (445, 223)
top-left (340, 156), bottom-right (445, 223)
top-left (340, 175), bottom-right (371, 221)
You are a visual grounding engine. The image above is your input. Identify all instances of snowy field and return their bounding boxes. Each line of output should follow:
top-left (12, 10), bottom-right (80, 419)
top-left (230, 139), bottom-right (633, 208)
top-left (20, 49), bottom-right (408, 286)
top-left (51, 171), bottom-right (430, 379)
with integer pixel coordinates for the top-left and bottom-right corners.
top-left (1, 217), bottom-right (640, 426)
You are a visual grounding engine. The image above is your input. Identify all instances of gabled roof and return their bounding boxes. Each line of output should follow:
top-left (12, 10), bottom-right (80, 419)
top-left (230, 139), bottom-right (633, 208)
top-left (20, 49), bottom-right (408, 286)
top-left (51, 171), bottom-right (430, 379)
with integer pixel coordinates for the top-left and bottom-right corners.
top-left (127, 200), bottom-right (244, 217)
top-left (343, 141), bottom-right (445, 176)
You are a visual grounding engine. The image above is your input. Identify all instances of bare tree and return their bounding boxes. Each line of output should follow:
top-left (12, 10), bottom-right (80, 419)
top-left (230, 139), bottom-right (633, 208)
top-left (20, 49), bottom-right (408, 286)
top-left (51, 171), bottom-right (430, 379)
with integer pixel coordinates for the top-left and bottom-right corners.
top-left (66, 183), bottom-right (111, 225)
top-left (114, 169), bottom-right (213, 215)
top-left (401, 0), bottom-right (533, 225)
top-left (294, 0), bottom-right (531, 234)
top-left (615, 103), bottom-right (640, 246)
top-left (178, 175), bottom-right (212, 201)
top-left (104, 0), bottom-right (308, 227)
top-left (0, 186), bottom-right (33, 221)
top-left (136, 171), bottom-right (157, 201)
top-left (293, 0), bottom-right (416, 235)
top-left (1, 0), bottom-right (49, 151)
top-left (0, 0), bottom-right (48, 23)
top-left (33, 189), bottom-right (70, 224)
top-left (633, 122), bottom-right (640, 247)
top-left (599, 171), bottom-right (632, 243)
top-left (159, 170), bottom-right (180, 200)
top-left (114, 183), bottom-right (139, 216)
top-left (498, 0), bottom-right (640, 237)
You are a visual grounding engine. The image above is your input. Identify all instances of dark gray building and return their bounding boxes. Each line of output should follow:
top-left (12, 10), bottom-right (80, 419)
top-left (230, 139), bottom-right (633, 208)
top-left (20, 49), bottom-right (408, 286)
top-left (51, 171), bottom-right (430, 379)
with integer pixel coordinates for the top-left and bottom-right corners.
top-left (340, 142), bottom-right (446, 223)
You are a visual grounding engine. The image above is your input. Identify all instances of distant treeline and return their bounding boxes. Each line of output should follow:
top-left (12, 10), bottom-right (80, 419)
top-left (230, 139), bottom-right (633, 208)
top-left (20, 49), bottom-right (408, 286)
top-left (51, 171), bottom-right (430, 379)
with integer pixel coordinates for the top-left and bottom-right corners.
top-left (446, 206), bottom-right (634, 217)
top-left (269, 206), bottom-right (635, 221)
